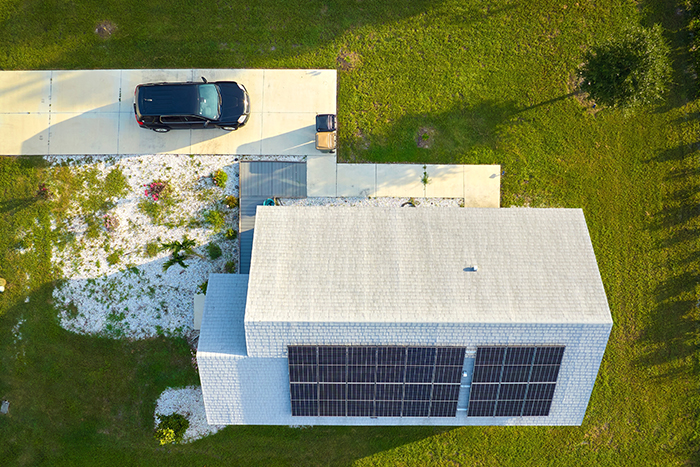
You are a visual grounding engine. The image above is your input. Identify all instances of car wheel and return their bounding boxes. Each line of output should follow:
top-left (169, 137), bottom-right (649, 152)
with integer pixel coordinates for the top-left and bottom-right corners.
top-left (221, 126), bottom-right (237, 131)
top-left (153, 128), bottom-right (170, 133)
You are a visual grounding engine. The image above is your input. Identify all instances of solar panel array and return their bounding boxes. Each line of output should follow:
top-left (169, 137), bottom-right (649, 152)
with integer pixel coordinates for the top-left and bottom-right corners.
top-left (288, 346), bottom-right (466, 417)
top-left (468, 346), bottom-right (565, 417)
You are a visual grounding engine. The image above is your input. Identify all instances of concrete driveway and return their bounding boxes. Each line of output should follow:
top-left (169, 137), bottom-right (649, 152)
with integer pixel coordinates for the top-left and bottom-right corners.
top-left (0, 69), bottom-right (336, 156)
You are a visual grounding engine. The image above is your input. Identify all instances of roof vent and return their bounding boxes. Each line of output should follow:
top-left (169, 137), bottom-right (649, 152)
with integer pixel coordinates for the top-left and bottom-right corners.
top-left (463, 265), bottom-right (478, 272)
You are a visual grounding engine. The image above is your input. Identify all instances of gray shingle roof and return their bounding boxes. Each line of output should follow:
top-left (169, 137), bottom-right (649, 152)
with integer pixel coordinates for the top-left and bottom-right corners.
top-left (246, 207), bottom-right (612, 324)
top-left (198, 274), bottom-right (249, 356)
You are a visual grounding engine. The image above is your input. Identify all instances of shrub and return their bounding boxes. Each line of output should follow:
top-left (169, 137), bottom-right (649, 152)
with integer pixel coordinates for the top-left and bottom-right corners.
top-left (138, 198), bottom-right (164, 223)
top-left (143, 180), bottom-right (170, 202)
top-left (197, 280), bottom-right (208, 294)
top-left (212, 169), bottom-right (228, 187)
top-left (207, 243), bottom-right (222, 260)
top-left (145, 241), bottom-right (160, 258)
top-left (224, 260), bottom-right (236, 273)
top-left (103, 214), bottom-right (119, 232)
top-left (225, 195), bottom-right (239, 209)
top-left (225, 228), bottom-right (238, 240)
top-left (161, 236), bottom-right (202, 271)
top-left (104, 168), bottom-right (129, 199)
top-left (204, 209), bottom-right (225, 231)
top-left (154, 413), bottom-right (189, 445)
top-left (578, 25), bottom-right (672, 109)
top-left (107, 250), bottom-right (122, 266)
top-left (36, 183), bottom-right (53, 200)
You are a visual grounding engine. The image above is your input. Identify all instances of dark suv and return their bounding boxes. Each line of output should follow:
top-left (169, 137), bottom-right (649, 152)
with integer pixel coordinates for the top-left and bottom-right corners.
top-left (134, 78), bottom-right (250, 132)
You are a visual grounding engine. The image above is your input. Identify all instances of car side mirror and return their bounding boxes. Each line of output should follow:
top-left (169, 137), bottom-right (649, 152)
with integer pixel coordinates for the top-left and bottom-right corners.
top-left (203, 121), bottom-right (209, 127)
top-left (201, 77), bottom-right (207, 83)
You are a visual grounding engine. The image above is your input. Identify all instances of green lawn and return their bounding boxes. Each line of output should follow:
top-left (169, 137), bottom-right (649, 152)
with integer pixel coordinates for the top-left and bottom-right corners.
top-left (1, 0), bottom-right (699, 465)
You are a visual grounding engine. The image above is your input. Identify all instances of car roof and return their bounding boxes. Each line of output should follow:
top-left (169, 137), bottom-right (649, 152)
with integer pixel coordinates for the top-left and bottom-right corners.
top-left (136, 83), bottom-right (200, 117)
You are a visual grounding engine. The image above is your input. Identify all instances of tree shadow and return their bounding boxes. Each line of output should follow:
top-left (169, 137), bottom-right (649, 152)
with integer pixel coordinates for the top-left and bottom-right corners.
top-left (640, 0), bottom-right (698, 109)
top-left (636, 140), bottom-right (700, 461)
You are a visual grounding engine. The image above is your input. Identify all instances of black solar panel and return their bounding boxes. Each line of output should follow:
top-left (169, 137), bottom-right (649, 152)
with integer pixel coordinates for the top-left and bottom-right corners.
top-left (288, 346), bottom-right (465, 417)
top-left (434, 366), bottom-right (462, 383)
top-left (468, 346), bottom-right (564, 417)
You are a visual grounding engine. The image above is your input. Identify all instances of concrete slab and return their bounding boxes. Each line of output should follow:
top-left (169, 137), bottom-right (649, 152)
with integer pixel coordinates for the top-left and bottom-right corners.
top-left (190, 111), bottom-right (264, 155)
top-left (118, 69), bottom-right (195, 113)
top-left (49, 113), bottom-right (120, 155)
top-left (0, 114), bottom-right (50, 155)
top-left (464, 164), bottom-right (501, 208)
top-left (0, 69), bottom-right (336, 155)
top-left (116, 112), bottom-right (191, 155)
top-left (336, 164), bottom-right (376, 197)
top-left (260, 112), bottom-right (316, 155)
top-left (51, 70), bottom-right (121, 113)
top-left (376, 164), bottom-right (425, 197)
top-left (0, 71), bottom-right (51, 113)
top-left (261, 69), bottom-right (336, 113)
top-left (424, 164), bottom-right (465, 198)
top-left (307, 156), bottom-right (337, 197)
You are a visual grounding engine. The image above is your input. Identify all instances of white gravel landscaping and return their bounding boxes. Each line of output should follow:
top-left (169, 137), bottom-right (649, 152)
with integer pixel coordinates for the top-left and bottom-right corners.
top-left (154, 386), bottom-right (223, 442)
top-left (49, 154), bottom-right (242, 339)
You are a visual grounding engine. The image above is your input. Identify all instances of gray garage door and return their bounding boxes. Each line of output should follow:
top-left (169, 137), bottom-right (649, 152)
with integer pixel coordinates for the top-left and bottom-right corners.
top-left (239, 162), bottom-right (306, 273)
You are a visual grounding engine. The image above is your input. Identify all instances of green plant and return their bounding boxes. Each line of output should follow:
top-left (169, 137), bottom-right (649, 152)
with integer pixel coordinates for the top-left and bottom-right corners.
top-left (206, 243), bottom-right (222, 260)
top-left (104, 168), bottom-right (129, 199)
top-left (203, 209), bottom-right (226, 231)
top-left (224, 261), bottom-right (236, 273)
top-left (154, 413), bottom-right (189, 445)
top-left (212, 169), bottom-right (228, 187)
top-left (197, 280), bottom-right (208, 294)
top-left (138, 198), bottom-right (164, 223)
top-left (225, 228), bottom-right (238, 240)
top-left (578, 25), bottom-right (672, 109)
top-left (36, 183), bottom-right (52, 200)
top-left (103, 214), bottom-right (119, 232)
top-left (145, 241), bottom-right (160, 258)
top-left (106, 250), bottom-right (122, 266)
top-left (224, 195), bottom-right (239, 209)
top-left (161, 236), bottom-right (203, 271)
top-left (143, 180), bottom-right (170, 202)
top-left (421, 166), bottom-right (430, 186)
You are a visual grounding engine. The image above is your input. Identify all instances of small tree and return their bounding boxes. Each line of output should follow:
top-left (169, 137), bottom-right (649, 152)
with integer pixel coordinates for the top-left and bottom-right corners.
top-left (578, 25), bottom-right (672, 109)
top-left (160, 236), bottom-right (204, 271)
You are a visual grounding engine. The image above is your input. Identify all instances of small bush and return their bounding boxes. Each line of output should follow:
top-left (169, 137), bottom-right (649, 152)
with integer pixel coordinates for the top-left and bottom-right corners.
top-left (578, 25), bottom-right (672, 109)
top-left (138, 199), bottom-right (163, 223)
top-left (36, 183), bottom-right (53, 200)
top-left (224, 261), bottom-right (236, 273)
top-left (155, 413), bottom-right (189, 445)
top-left (225, 228), bottom-right (238, 240)
top-left (104, 168), bottom-right (129, 199)
top-left (207, 243), bottom-right (222, 260)
top-left (197, 280), bottom-right (208, 294)
top-left (204, 210), bottom-right (225, 231)
top-left (212, 169), bottom-right (228, 187)
top-left (107, 250), bottom-right (122, 266)
top-left (145, 241), bottom-right (160, 258)
top-left (225, 195), bottom-right (239, 209)
top-left (143, 180), bottom-right (170, 202)
top-left (103, 214), bottom-right (119, 232)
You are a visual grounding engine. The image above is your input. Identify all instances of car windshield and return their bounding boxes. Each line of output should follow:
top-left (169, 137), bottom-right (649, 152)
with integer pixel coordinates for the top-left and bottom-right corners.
top-left (196, 84), bottom-right (220, 120)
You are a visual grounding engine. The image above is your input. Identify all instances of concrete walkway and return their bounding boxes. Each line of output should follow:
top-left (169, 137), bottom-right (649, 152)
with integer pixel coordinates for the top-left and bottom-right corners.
top-left (0, 69), bottom-right (336, 156)
top-left (307, 157), bottom-right (501, 207)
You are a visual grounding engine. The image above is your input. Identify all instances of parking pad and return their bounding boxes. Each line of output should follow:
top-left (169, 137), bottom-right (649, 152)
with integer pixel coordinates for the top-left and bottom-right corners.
top-left (0, 69), bottom-right (336, 156)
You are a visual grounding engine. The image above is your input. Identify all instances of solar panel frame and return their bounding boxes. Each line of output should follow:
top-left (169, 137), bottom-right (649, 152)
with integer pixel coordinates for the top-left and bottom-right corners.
top-left (468, 346), bottom-right (565, 418)
top-left (288, 345), bottom-right (465, 418)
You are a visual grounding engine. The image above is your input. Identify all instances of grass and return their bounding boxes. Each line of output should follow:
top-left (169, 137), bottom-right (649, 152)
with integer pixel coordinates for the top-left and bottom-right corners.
top-left (0, 0), bottom-right (698, 466)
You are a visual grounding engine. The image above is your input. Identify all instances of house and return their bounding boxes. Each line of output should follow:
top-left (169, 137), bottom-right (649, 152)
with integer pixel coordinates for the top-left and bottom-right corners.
top-left (197, 206), bottom-right (612, 426)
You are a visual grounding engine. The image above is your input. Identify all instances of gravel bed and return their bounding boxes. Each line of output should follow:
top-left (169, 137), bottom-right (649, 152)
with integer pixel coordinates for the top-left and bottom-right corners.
top-left (154, 386), bottom-right (223, 443)
top-left (49, 154), bottom-right (240, 339)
